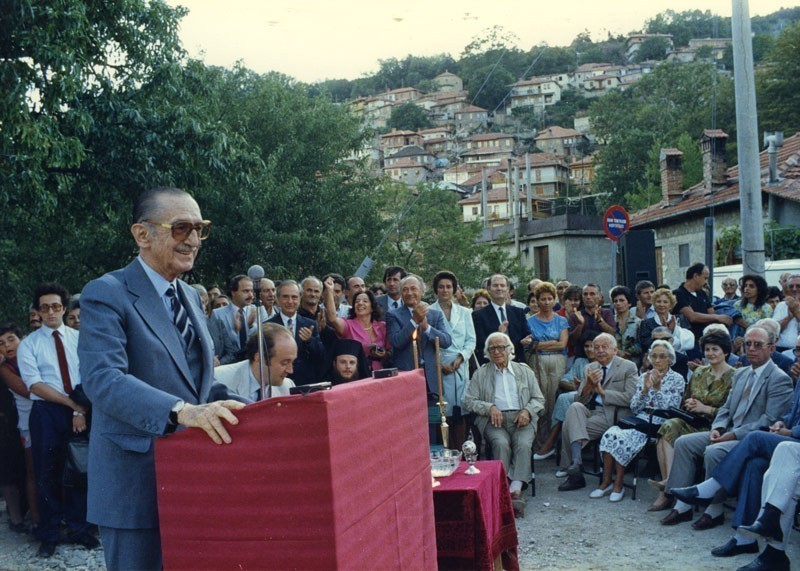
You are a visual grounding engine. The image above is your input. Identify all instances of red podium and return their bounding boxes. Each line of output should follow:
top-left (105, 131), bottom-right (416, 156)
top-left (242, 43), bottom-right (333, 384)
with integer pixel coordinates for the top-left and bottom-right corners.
top-left (155, 371), bottom-right (437, 570)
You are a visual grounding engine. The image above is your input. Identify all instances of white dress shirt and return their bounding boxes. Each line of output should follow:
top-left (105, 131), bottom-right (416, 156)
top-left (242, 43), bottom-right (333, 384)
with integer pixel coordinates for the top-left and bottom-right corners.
top-left (493, 365), bottom-right (520, 410)
top-left (17, 324), bottom-right (81, 400)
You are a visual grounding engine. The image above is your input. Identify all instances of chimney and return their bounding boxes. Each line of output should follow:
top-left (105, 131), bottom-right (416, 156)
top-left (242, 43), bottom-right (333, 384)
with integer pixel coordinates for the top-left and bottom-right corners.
top-left (701, 129), bottom-right (729, 193)
top-left (660, 148), bottom-right (684, 204)
top-left (763, 131), bottom-right (784, 185)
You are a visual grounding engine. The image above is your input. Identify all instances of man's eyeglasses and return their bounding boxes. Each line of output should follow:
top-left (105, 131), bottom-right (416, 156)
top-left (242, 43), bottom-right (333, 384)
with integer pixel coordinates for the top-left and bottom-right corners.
top-left (487, 345), bottom-right (510, 353)
top-left (744, 341), bottom-right (769, 349)
top-left (143, 220), bottom-right (211, 241)
top-left (38, 303), bottom-right (63, 313)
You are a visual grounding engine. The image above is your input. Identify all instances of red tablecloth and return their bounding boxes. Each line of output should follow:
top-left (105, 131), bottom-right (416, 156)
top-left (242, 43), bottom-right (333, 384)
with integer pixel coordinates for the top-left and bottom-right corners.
top-left (433, 460), bottom-right (519, 571)
top-left (155, 371), bottom-right (436, 570)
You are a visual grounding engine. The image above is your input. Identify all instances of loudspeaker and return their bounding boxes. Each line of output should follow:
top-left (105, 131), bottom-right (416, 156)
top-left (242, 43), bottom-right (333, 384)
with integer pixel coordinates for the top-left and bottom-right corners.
top-left (619, 230), bottom-right (657, 289)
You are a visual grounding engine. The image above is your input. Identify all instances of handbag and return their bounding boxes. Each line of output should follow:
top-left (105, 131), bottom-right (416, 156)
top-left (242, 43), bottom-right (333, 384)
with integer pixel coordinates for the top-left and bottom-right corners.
top-left (63, 436), bottom-right (89, 488)
top-left (616, 415), bottom-right (660, 438)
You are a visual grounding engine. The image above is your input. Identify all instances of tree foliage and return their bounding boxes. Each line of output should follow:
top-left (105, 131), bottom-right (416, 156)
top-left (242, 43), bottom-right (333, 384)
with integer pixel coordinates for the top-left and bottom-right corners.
top-left (756, 21), bottom-right (800, 136)
top-left (388, 102), bottom-right (432, 131)
top-left (633, 37), bottom-right (672, 63)
top-left (590, 62), bottom-right (736, 207)
top-left (368, 182), bottom-right (526, 290)
top-left (0, 3), bottom-right (384, 324)
top-left (645, 10), bottom-right (730, 46)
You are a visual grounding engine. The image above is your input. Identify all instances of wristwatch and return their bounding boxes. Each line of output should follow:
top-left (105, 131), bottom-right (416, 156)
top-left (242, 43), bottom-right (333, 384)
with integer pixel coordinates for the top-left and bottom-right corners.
top-left (168, 400), bottom-right (185, 427)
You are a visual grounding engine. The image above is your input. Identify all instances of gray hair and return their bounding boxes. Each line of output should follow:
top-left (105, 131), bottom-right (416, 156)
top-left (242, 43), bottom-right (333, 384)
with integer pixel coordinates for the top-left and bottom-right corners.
top-left (300, 276), bottom-right (322, 290)
top-left (754, 318), bottom-right (780, 344)
top-left (649, 339), bottom-right (676, 366)
top-left (703, 323), bottom-right (731, 337)
top-left (483, 332), bottom-right (515, 359)
top-left (400, 274), bottom-right (426, 293)
top-left (651, 326), bottom-right (673, 339)
top-left (745, 325), bottom-right (773, 344)
top-left (593, 332), bottom-right (617, 349)
top-left (277, 280), bottom-right (299, 295)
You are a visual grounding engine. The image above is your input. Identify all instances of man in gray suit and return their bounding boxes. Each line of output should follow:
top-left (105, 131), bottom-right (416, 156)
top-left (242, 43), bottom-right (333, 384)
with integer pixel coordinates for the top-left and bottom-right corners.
top-left (386, 274), bottom-right (452, 394)
top-left (79, 187), bottom-right (245, 571)
top-left (557, 333), bottom-right (638, 491)
top-left (209, 274), bottom-right (256, 364)
top-left (661, 326), bottom-right (793, 529)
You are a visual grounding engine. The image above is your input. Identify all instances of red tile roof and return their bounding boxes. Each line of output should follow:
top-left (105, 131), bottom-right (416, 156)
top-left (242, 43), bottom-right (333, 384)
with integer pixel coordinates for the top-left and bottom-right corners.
top-left (631, 132), bottom-right (800, 227)
top-left (468, 132), bottom-right (515, 142)
top-left (535, 126), bottom-right (583, 140)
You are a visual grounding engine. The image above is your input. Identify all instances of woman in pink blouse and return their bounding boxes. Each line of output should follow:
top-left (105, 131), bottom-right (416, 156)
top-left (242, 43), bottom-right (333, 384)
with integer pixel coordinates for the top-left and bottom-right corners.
top-left (323, 277), bottom-right (391, 371)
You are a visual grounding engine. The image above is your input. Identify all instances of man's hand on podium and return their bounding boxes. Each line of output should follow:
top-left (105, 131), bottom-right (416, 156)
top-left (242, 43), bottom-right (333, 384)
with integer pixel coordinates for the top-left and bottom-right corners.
top-left (178, 401), bottom-right (246, 444)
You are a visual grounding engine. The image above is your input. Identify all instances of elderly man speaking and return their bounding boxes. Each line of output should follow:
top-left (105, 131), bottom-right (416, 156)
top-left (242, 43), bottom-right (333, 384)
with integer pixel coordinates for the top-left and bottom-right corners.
top-left (463, 332), bottom-right (544, 499)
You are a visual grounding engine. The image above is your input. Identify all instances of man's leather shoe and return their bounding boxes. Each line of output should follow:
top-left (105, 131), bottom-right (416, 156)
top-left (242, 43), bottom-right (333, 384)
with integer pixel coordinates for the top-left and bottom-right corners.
top-left (711, 538), bottom-right (760, 557)
top-left (669, 485), bottom-right (707, 505)
top-left (558, 474), bottom-right (586, 491)
top-left (736, 546), bottom-right (791, 571)
top-left (739, 519), bottom-right (784, 545)
top-left (660, 509), bottom-right (692, 526)
top-left (692, 512), bottom-right (724, 530)
top-left (67, 531), bottom-right (100, 550)
top-left (37, 542), bottom-right (56, 558)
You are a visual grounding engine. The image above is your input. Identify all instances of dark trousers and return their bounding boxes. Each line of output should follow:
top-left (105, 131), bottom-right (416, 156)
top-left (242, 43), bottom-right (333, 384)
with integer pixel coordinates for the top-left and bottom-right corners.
top-left (29, 400), bottom-right (89, 543)
top-left (711, 430), bottom-right (796, 529)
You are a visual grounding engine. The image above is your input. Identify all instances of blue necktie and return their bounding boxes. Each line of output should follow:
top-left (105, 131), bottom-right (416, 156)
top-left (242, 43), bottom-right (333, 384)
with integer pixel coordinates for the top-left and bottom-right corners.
top-left (167, 285), bottom-right (194, 348)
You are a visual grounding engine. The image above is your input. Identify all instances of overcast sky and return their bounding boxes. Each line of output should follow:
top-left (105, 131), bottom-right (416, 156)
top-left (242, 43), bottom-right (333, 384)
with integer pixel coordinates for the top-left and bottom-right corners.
top-left (168, 0), bottom-right (795, 82)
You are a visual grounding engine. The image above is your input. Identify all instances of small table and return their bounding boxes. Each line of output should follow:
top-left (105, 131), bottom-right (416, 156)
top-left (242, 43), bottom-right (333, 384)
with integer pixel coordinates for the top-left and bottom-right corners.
top-left (433, 460), bottom-right (519, 571)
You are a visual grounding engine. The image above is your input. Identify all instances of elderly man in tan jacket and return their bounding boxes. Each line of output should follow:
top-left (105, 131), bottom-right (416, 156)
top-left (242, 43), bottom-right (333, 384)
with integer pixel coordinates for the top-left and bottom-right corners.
top-left (463, 331), bottom-right (545, 499)
top-left (556, 332), bottom-right (638, 492)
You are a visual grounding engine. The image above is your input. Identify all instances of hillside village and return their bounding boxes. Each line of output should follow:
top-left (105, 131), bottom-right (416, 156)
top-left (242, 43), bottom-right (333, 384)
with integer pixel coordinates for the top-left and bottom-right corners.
top-left (339, 27), bottom-right (800, 289)
top-left (345, 33), bottom-right (733, 225)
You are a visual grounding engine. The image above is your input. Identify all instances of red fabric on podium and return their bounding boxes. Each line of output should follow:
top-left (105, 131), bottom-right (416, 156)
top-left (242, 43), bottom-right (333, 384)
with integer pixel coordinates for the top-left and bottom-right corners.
top-left (433, 461), bottom-right (519, 571)
top-left (156, 371), bottom-right (436, 570)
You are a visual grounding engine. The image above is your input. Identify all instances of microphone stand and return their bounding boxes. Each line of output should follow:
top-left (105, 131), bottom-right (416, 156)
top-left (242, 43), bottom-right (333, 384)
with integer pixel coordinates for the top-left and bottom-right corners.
top-left (251, 283), bottom-right (267, 402)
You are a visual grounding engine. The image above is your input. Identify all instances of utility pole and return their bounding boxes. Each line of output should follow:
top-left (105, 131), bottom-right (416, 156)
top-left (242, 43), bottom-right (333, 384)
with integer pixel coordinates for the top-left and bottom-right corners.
top-left (732, 0), bottom-right (765, 276)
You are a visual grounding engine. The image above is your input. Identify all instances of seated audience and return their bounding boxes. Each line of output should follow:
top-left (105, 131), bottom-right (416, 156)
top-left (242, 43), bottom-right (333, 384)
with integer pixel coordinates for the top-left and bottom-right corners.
top-left (594, 341), bottom-right (685, 502)
top-left (557, 333), bottom-right (638, 491)
top-left (661, 326), bottom-right (793, 529)
top-left (462, 332), bottom-right (544, 499)
top-left (649, 330), bottom-right (734, 511)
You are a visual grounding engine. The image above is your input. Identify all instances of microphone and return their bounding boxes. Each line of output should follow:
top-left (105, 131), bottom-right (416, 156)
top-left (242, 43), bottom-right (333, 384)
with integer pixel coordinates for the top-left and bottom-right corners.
top-left (248, 265), bottom-right (265, 298)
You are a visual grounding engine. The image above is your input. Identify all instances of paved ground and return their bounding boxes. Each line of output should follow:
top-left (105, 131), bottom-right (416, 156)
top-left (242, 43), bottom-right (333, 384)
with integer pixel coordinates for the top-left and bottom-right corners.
top-left (1, 457), bottom-right (799, 570)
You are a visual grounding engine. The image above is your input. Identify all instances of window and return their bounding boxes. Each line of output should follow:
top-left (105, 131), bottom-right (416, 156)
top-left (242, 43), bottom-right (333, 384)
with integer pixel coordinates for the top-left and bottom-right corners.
top-left (472, 206), bottom-right (479, 215)
top-left (678, 243), bottom-right (690, 267)
top-left (534, 246), bottom-right (550, 281)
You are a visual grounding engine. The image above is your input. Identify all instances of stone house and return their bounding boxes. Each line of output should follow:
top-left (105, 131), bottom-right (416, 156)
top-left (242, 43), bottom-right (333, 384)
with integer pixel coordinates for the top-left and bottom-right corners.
top-left (380, 130), bottom-right (423, 156)
top-left (630, 130), bottom-right (800, 287)
top-left (534, 126), bottom-right (588, 159)
top-left (508, 78), bottom-right (562, 112)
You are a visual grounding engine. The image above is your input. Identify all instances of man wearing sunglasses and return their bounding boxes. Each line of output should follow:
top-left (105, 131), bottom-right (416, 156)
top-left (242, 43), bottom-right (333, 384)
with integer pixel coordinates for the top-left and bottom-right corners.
top-left (17, 282), bottom-right (95, 558)
top-left (662, 326), bottom-right (793, 531)
top-left (78, 187), bottom-right (245, 571)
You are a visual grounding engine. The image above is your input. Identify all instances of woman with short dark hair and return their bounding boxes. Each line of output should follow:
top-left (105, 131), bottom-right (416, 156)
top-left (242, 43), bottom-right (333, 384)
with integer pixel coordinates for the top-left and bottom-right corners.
top-left (648, 330), bottom-right (734, 511)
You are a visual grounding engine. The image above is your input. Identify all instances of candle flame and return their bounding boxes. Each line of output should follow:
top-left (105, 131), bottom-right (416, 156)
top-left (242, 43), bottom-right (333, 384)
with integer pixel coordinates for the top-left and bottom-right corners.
top-left (412, 328), bottom-right (418, 341)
